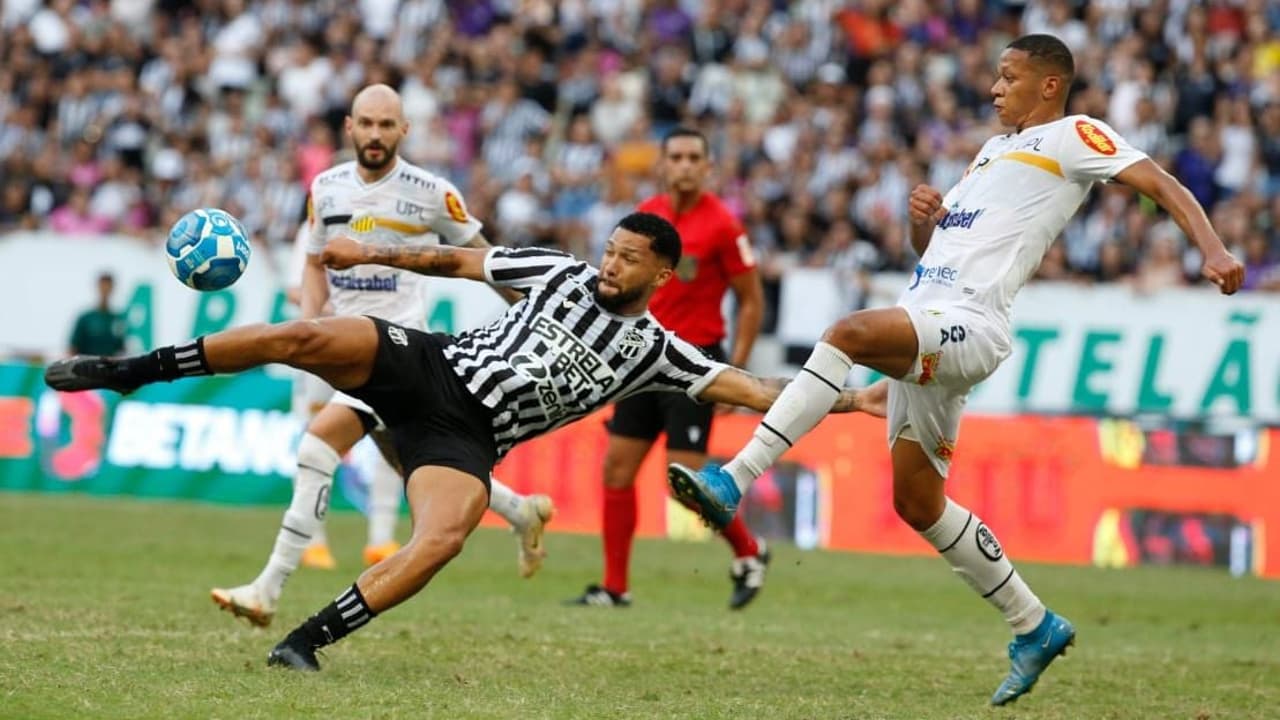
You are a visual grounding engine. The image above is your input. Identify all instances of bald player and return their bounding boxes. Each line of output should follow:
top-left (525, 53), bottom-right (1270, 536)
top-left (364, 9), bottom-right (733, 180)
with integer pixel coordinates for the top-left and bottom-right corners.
top-left (211, 85), bottom-right (555, 628)
top-left (669, 35), bottom-right (1245, 706)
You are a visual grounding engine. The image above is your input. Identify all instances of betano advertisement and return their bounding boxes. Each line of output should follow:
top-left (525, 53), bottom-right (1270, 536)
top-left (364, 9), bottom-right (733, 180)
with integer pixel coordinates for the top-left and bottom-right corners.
top-left (1, 363), bottom-right (1275, 577)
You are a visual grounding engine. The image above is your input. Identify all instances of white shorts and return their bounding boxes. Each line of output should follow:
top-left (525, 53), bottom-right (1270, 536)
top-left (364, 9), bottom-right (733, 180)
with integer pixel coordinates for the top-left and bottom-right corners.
top-left (290, 371), bottom-right (384, 429)
top-left (887, 303), bottom-right (1011, 477)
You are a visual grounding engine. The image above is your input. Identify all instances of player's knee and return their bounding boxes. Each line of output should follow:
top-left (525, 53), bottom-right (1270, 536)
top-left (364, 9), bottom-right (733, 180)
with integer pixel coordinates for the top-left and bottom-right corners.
top-left (410, 529), bottom-right (467, 566)
top-left (823, 315), bottom-right (872, 360)
top-left (892, 490), bottom-right (939, 531)
top-left (602, 454), bottom-right (639, 489)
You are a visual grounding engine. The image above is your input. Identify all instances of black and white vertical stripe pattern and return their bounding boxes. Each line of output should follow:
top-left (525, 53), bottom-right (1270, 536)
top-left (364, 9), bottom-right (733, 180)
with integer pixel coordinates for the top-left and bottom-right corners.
top-left (334, 585), bottom-right (373, 631)
top-left (444, 248), bottom-right (727, 457)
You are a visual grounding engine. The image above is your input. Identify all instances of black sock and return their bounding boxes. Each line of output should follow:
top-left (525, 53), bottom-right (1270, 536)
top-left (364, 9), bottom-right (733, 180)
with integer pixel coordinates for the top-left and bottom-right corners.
top-left (294, 584), bottom-right (377, 649)
top-left (119, 338), bottom-right (211, 383)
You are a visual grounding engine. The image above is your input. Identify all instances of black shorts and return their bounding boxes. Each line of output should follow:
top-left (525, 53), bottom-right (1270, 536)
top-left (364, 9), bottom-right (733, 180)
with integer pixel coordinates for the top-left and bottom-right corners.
top-left (345, 317), bottom-right (496, 490)
top-left (606, 343), bottom-right (726, 453)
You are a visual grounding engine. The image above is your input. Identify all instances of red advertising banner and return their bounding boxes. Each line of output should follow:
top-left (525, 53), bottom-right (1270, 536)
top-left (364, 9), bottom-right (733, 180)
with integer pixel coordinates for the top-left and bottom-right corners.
top-left (488, 411), bottom-right (1276, 578)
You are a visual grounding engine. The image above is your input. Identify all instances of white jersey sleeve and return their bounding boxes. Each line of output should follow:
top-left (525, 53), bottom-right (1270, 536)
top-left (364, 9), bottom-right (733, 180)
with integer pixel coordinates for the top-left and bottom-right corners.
top-left (426, 179), bottom-right (483, 246)
top-left (482, 247), bottom-right (581, 291)
top-left (304, 181), bottom-right (329, 256)
top-left (1058, 116), bottom-right (1147, 184)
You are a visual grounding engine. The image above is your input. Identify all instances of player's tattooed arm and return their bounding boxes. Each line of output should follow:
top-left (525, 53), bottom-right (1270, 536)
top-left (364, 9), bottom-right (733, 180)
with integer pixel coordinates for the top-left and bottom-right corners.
top-left (320, 236), bottom-right (490, 282)
top-left (463, 233), bottom-right (526, 305)
top-left (698, 369), bottom-right (877, 416)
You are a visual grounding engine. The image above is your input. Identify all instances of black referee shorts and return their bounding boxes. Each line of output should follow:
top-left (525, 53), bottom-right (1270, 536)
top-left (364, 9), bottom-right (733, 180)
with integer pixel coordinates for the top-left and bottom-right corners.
top-left (606, 343), bottom-right (726, 453)
top-left (344, 317), bottom-right (496, 490)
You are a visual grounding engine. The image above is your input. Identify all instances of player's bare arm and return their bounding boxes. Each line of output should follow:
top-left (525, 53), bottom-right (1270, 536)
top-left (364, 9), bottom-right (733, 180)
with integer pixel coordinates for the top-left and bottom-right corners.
top-left (727, 267), bottom-right (764, 368)
top-left (1111, 159), bottom-right (1246, 294)
top-left (463, 233), bottom-right (526, 305)
top-left (695, 367), bottom-right (864, 415)
top-left (300, 252), bottom-right (330, 319)
top-left (321, 236), bottom-right (490, 282)
top-left (907, 184), bottom-right (947, 256)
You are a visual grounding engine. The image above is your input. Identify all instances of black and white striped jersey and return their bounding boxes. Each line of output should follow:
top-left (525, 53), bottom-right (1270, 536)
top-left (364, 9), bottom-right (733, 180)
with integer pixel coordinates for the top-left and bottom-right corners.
top-left (443, 247), bottom-right (729, 457)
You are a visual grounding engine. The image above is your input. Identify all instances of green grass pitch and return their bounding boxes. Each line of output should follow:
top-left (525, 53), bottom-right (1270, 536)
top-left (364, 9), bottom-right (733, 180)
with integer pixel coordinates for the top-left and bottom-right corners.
top-left (1, 492), bottom-right (1276, 719)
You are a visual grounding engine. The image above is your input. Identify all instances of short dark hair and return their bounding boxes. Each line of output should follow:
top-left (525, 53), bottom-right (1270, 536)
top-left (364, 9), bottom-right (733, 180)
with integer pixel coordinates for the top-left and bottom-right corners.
top-left (1007, 34), bottom-right (1075, 82)
top-left (615, 212), bottom-right (682, 268)
top-left (661, 126), bottom-right (709, 155)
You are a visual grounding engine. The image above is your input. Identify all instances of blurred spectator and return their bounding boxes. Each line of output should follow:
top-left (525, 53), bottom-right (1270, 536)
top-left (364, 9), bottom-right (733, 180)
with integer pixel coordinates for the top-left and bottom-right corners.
top-left (0, 0), bottom-right (1273, 342)
top-left (68, 272), bottom-right (127, 357)
top-left (48, 186), bottom-right (113, 235)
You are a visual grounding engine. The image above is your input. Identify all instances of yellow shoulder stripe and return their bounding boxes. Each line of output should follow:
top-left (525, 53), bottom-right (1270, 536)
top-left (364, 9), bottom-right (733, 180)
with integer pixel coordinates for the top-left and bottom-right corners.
top-left (351, 217), bottom-right (432, 234)
top-left (1000, 151), bottom-right (1063, 178)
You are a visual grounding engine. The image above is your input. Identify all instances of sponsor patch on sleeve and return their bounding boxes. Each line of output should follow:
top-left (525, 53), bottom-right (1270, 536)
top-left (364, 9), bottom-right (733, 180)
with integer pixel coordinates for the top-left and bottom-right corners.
top-left (1074, 119), bottom-right (1116, 156)
top-left (444, 191), bottom-right (468, 223)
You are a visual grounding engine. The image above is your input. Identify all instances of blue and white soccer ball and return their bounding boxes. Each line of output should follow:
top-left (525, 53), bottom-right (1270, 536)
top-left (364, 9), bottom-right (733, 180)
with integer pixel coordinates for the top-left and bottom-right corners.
top-left (165, 208), bottom-right (251, 291)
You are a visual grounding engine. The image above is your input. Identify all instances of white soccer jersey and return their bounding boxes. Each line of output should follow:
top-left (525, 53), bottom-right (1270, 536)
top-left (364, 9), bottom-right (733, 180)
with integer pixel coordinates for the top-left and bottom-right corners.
top-left (902, 115), bottom-right (1147, 329)
top-left (306, 158), bottom-right (482, 329)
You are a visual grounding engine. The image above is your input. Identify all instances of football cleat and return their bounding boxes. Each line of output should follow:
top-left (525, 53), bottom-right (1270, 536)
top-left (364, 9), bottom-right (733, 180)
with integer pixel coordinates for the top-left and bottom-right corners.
top-left (728, 540), bottom-right (770, 610)
top-left (565, 584), bottom-right (632, 608)
top-left (516, 494), bottom-right (556, 579)
top-left (210, 583), bottom-right (276, 628)
top-left (267, 631), bottom-right (321, 671)
top-left (667, 463), bottom-right (740, 530)
top-left (301, 543), bottom-right (337, 570)
top-left (990, 610), bottom-right (1076, 705)
top-left (44, 356), bottom-right (140, 394)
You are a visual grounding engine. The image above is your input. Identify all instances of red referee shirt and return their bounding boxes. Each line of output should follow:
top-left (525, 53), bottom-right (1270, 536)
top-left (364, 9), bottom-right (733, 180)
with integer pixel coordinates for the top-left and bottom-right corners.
top-left (637, 192), bottom-right (756, 346)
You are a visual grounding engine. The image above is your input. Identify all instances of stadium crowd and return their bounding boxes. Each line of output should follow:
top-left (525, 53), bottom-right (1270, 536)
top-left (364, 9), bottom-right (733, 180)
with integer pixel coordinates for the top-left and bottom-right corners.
top-left (2, 0), bottom-right (1279, 321)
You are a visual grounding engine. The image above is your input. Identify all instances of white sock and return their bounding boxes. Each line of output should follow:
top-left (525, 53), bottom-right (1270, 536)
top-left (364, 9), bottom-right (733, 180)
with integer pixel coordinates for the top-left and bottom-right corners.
top-left (365, 450), bottom-right (402, 547)
top-left (724, 342), bottom-right (853, 493)
top-left (488, 477), bottom-right (526, 530)
top-left (919, 498), bottom-right (1046, 635)
top-left (254, 433), bottom-right (340, 599)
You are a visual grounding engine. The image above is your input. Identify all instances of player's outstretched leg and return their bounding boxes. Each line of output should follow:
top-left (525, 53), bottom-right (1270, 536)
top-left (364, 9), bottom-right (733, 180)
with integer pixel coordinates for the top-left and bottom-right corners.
top-left (488, 478), bottom-right (555, 578)
top-left (666, 308), bottom-right (915, 528)
top-left (210, 403), bottom-right (368, 626)
top-left (45, 317), bottom-right (380, 394)
top-left (268, 465), bottom-right (489, 671)
top-left (892, 439), bottom-right (1074, 705)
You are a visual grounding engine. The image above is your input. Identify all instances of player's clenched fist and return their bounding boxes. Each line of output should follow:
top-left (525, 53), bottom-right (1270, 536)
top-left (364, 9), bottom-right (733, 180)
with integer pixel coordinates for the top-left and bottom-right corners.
top-left (321, 236), bottom-right (366, 270)
top-left (908, 184), bottom-right (948, 226)
top-left (1201, 249), bottom-right (1246, 295)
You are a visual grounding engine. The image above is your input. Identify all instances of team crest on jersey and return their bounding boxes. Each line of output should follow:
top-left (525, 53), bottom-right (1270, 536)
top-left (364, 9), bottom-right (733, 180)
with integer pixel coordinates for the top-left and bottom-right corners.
top-left (918, 351), bottom-right (942, 386)
top-left (934, 438), bottom-right (956, 462)
top-left (1075, 119), bottom-right (1116, 156)
top-left (617, 328), bottom-right (648, 359)
top-left (675, 256), bottom-right (698, 282)
top-left (349, 214), bottom-right (376, 234)
top-left (444, 192), bottom-right (468, 223)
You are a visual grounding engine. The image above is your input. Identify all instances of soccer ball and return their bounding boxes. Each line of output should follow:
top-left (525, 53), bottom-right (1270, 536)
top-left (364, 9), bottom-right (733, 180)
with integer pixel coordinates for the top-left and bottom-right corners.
top-left (165, 208), bottom-right (252, 291)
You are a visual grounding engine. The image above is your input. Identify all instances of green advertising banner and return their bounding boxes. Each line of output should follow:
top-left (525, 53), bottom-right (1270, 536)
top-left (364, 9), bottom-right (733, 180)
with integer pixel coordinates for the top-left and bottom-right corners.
top-left (0, 363), bottom-right (357, 508)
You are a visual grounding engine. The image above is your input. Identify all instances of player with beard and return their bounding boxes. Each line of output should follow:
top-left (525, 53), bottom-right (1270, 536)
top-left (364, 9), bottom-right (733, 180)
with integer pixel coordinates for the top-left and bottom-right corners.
top-left (45, 211), bottom-right (889, 669)
top-left (208, 84), bottom-right (554, 629)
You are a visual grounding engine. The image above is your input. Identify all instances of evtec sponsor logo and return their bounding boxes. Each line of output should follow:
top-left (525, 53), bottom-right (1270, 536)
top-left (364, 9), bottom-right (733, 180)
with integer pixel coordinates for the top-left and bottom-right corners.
top-left (908, 264), bottom-right (959, 291)
top-left (106, 401), bottom-right (301, 476)
top-left (937, 207), bottom-right (984, 230)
